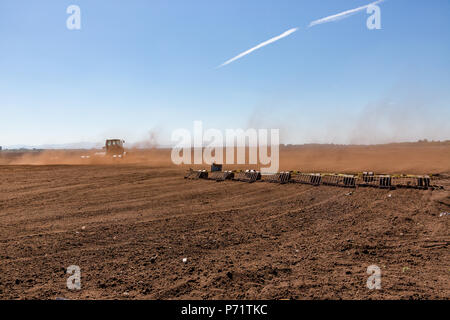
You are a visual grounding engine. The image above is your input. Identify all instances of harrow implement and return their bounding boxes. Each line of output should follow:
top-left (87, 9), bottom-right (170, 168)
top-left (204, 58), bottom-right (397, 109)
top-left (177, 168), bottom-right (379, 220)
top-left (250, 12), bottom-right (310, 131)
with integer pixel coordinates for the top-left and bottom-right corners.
top-left (261, 172), bottom-right (291, 184)
top-left (391, 175), bottom-right (431, 189)
top-left (357, 173), bottom-right (393, 189)
top-left (184, 169), bottom-right (208, 180)
top-left (321, 174), bottom-right (357, 188)
top-left (358, 172), bottom-right (375, 186)
top-left (290, 173), bottom-right (322, 186)
top-left (233, 170), bottom-right (261, 183)
top-left (208, 170), bottom-right (234, 181)
top-left (184, 166), bottom-right (443, 190)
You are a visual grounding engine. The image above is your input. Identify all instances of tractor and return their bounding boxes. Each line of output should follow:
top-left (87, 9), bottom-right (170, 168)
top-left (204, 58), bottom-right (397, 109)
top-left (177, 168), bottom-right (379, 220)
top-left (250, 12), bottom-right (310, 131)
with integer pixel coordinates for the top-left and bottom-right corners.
top-left (105, 139), bottom-right (126, 158)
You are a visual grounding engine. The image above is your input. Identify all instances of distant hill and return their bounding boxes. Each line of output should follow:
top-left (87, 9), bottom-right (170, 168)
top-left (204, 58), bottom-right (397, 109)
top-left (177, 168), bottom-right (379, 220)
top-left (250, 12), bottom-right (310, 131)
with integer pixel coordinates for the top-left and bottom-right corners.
top-left (3, 142), bottom-right (103, 150)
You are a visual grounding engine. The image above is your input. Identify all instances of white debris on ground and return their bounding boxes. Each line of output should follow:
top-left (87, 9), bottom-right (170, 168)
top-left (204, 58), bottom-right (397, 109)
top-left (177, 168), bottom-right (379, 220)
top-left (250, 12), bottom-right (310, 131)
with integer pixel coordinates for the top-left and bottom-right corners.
top-left (439, 212), bottom-right (449, 217)
top-left (182, 258), bottom-right (188, 263)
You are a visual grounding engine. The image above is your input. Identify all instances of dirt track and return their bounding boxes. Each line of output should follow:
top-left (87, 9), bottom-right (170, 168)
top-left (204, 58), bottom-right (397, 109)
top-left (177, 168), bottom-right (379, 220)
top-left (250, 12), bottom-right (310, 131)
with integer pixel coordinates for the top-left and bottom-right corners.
top-left (0, 158), bottom-right (449, 299)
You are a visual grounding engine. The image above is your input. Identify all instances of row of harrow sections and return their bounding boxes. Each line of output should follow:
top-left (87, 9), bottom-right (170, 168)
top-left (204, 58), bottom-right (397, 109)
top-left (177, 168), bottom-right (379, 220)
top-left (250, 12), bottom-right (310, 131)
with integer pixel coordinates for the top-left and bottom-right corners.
top-left (184, 168), bottom-right (443, 190)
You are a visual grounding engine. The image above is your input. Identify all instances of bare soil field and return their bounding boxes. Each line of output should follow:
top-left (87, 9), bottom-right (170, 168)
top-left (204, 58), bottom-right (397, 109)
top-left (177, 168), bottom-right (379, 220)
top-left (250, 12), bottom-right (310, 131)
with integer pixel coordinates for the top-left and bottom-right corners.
top-left (0, 144), bottom-right (449, 299)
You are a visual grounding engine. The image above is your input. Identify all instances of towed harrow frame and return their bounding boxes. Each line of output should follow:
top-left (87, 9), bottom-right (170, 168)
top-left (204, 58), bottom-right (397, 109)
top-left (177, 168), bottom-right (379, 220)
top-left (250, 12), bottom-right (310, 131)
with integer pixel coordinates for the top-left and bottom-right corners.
top-left (184, 168), bottom-right (443, 190)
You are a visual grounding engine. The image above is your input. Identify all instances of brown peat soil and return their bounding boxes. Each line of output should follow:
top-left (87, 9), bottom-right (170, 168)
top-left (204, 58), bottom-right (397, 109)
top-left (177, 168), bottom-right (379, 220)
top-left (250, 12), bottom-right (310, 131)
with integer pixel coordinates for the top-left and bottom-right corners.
top-left (0, 143), bottom-right (449, 299)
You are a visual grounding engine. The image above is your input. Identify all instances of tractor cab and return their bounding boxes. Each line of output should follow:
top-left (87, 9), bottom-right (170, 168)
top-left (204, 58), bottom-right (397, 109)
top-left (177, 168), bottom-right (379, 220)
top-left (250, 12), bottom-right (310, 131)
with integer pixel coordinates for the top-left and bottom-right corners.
top-left (105, 139), bottom-right (125, 157)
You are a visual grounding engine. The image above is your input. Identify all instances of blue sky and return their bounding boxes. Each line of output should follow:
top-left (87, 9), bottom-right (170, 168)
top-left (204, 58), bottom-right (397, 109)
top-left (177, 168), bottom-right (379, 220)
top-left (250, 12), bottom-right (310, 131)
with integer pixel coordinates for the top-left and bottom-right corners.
top-left (1, 0), bottom-right (449, 147)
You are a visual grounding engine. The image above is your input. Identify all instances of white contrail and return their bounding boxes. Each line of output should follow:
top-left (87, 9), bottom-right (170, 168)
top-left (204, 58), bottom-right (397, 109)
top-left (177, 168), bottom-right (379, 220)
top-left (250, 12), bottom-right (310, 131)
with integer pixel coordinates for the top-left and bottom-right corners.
top-left (217, 27), bottom-right (298, 68)
top-left (308, 0), bottom-right (384, 28)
